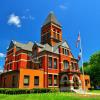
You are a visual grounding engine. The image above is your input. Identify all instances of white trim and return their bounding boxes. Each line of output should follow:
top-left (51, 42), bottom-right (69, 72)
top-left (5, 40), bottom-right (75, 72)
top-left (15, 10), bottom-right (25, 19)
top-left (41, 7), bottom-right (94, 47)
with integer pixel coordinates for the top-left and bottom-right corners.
top-left (38, 55), bottom-right (47, 58)
top-left (51, 23), bottom-right (62, 29)
top-left (44, 72), bottom-right (58, 75)
top-left (6, 59), bottom-right (31, 65)
top-left (48, 86), bottom-right (59, 87)
top-left (48, 73), bottom-right (58, 75)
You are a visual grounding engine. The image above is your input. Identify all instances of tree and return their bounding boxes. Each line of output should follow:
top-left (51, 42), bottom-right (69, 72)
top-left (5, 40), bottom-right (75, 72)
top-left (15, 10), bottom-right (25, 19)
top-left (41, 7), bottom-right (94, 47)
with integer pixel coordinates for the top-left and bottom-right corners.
top-left (80, 51), bottom-right (100, 88)
top-left (89, 51), bottom-right (100, 88)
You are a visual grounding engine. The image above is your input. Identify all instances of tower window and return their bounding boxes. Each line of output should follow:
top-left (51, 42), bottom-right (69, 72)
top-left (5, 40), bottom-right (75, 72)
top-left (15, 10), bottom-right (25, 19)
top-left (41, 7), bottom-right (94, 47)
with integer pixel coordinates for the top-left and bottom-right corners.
top-left (57, 31), bottom-right (60, 34)
top-left (57, 34), bottom-right (59, 40)
top-left (54, 33), bottom-right (56, 38)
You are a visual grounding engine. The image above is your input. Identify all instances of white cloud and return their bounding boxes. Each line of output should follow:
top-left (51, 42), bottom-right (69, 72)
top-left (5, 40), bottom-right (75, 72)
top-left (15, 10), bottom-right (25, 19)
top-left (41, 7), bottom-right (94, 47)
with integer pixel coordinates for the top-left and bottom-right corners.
top-left (8, 14), bottom-right (21, 28)
top-left (59, 4), bottom-right (68, 10)
top-left (0, 53), bottom-right (5, 58)
top-left (21, 15), bottom-right (35, 20)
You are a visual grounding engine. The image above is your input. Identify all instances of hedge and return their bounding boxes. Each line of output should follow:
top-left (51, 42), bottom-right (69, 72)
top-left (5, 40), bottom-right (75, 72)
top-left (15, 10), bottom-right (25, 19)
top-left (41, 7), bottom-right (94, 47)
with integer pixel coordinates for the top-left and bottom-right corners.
top-left (0, 88), bottom-right (59, 95)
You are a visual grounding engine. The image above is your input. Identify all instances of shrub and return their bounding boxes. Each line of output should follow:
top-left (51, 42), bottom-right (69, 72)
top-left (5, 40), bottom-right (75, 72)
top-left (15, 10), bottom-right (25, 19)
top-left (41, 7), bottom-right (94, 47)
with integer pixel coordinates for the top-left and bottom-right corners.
top-left (0, 88), bottom-right (59, 95)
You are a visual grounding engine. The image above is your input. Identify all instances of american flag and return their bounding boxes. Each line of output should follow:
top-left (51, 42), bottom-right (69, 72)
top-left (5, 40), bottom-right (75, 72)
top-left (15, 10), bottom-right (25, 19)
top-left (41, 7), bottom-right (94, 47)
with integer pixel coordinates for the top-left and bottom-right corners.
top-left (76, 32), bottom-right (80, 48)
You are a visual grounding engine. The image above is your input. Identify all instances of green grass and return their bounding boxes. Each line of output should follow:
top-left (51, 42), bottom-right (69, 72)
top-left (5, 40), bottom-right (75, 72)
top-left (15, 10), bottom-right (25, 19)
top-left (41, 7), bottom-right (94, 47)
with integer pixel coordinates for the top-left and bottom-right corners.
top-left (89, 90), bottom-right (100, 93)
top-left (0, 93), bottom-right (100, 100)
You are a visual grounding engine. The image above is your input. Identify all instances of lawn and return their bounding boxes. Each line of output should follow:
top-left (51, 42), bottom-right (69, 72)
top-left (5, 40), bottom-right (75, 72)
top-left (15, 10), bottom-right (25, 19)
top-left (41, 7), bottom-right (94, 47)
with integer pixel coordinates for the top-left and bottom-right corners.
top-left (0, 93), bottom-right (100, 100)
top-left (89, 90), bottom-right (100, 93)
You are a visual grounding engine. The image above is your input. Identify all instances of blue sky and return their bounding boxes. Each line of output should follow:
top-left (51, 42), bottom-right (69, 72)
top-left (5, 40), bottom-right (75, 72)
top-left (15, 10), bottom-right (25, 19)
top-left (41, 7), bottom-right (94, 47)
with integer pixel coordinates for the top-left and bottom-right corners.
top-left (0, 0), bottom-right (100, 69)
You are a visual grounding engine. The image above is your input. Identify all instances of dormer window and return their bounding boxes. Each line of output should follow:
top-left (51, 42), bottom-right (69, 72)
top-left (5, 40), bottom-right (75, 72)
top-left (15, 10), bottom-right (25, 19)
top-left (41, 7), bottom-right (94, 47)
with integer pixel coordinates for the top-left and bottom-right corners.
top-left (62, 48), bottom-right (64, 54)
top-left (62, 48), bottom-right (69, 55)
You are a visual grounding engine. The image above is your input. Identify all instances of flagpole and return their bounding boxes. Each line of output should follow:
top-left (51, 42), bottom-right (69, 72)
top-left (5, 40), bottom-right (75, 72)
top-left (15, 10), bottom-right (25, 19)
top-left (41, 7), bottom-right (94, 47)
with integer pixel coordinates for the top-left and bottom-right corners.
top-left (79, 32), bottom-right (86, 93)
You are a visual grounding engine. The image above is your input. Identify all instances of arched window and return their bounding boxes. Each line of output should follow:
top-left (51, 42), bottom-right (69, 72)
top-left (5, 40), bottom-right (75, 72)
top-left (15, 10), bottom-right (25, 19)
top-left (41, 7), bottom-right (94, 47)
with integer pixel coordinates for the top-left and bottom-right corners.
top-left (60, 75), bottom-right (69, 85)
top-left (63, 60), bottom-right (69, 69)
top-left (73, 75), bottom-right (80, 89)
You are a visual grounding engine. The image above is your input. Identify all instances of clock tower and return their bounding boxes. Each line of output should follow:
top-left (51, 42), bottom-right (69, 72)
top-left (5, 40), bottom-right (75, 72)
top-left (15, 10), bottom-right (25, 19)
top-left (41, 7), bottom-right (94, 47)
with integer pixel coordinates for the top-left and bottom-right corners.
top-left (41, 12), bottom-right (62, 46)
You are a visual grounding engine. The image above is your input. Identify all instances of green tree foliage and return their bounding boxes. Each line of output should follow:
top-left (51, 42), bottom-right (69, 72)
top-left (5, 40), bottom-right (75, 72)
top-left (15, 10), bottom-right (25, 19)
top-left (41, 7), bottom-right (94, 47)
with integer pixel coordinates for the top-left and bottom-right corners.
top-left (80, 51), bottom-right (100, 88)
top-left (89, 51), bottom-right (100, 88)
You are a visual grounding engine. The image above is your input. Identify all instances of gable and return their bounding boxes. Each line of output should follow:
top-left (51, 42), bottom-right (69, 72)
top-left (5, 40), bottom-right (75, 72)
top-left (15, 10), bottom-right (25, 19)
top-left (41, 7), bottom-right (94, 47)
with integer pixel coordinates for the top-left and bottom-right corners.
top-left (61, 41), bottom-right (69, 48)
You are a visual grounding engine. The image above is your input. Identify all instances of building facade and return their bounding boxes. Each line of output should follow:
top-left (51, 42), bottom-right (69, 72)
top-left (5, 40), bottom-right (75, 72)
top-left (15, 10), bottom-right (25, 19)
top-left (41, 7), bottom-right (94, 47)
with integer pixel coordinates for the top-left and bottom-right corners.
top-left (0, 12), bottom-right (90, 91)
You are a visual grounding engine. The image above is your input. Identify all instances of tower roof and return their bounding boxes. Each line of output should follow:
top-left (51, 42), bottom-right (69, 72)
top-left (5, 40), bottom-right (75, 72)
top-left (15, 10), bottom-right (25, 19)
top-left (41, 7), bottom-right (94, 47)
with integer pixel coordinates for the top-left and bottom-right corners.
top-left (42, 12), bottom-right (61, 27)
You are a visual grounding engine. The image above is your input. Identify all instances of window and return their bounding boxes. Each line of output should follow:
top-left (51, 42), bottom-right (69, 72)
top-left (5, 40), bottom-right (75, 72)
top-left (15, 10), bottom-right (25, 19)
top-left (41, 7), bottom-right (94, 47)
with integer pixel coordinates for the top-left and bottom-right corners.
top-left (48, 57), bottom-right (52, 68)
top-left (62, 48), bottom-right (69, 55)
top-left (12, 76), bottom-right (16, 87)
top-left (85, 80), bottom-right (89, 86)
top-left (57, 34), bottom-right (59, 40)
top-left (75, 63), bottom-right (78, 70)
top-left (54, 33), bottom-right (56, 38)
top-left (57, 31), bottom-right (60, 33)
top-left (71, 63), bottom-right (76, 70)
top-left (54, 59), bottom-right (57, 69)
top-left (34, 76), bottom-right (39, 86)
top-left (24, 75), bottom-right (30, 86)
top-left (63, 60), bottom-right (69, 69)
top-left (62, 48), bottom-right (64, 54)
top-left (65, 49), bottom-right (69, 55)
top-left (54, 75), bottom-right (58, 86)
top-left (48, 74), bottom-right (52, 86)
top-left (65, 49), bottom-right (67, 55)
top-left (53, 29), bottom-right (56, 32)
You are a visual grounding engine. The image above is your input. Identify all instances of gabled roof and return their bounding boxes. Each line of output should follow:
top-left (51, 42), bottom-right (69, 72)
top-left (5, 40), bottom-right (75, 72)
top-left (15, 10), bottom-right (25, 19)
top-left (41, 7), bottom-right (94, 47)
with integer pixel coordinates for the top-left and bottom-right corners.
top-left (7, 40), bottom-right (74, 57)
top-left (33, 42), bottom-right (45, 48)
top-left (8, 40), bottom-right (34, 52)
top-left (42, 12), bottom-right (61, 27)
top-left (33, 40), bottom-right (70, 54)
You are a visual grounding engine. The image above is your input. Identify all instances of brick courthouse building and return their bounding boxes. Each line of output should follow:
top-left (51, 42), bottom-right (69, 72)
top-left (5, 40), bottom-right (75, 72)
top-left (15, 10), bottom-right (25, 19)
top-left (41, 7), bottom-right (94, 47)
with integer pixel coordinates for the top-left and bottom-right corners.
top-left (0, 12), bottom-right (90, 91)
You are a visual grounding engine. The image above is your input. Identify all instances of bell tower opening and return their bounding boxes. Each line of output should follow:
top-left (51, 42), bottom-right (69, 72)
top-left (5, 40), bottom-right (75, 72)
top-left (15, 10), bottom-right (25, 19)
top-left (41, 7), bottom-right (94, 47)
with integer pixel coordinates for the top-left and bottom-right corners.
top-left (41, 12), bottom-right (62, 46)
